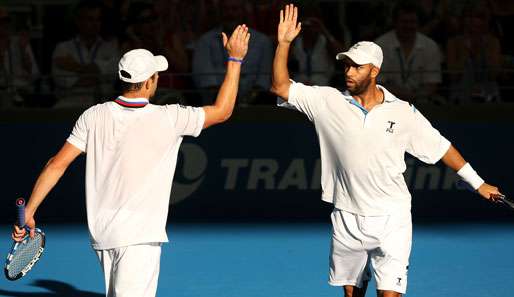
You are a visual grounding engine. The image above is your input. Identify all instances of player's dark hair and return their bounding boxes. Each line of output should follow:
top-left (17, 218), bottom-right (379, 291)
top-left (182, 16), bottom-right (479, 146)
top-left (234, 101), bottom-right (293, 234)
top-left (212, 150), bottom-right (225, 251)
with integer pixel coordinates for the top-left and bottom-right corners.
top-left (392, 1), bottom-right (421, 22)
top-left (119, 80), bottom-right (145, 93)
top-left (117, 73), bottom-right (156, 93)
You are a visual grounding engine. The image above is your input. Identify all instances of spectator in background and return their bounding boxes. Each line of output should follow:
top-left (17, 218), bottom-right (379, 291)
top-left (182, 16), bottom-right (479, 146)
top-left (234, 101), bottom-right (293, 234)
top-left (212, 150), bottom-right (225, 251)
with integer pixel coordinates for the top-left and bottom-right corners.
top-left (193, 0), bottom-right (273, 105)
top-left (290, 5), bottom-right (344, 86)
top-left (52, 0), bottom-right (119, 108)
top-left (447, 1), bottom-right (501, 103)
top-left (154, 0), bottom-right (210, 51)
top-left (250, 0), bottom-right (288, 40)
top-left (375, 1), bottom-right (442, 103)
top-left (100, 0), bottom-right (130, 42)
top-left (345, 1), bottom-right (389, 43)
top-left (121, 2), bottom-right (189, 101)
top-left (121, 3), bottom-right (163, 55)
top-left (417, 0), bottom-right (453, 48)
top-left (0, 7), bottom-right (40, 108)
top-left (489, 0), bottom-right (514, 101)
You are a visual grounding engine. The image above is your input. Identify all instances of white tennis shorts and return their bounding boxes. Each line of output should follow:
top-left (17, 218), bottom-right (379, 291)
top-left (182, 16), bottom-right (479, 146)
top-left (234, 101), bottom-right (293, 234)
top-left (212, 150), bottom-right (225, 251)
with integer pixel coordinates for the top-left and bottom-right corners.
top-left (95, 243), bottom-right (162, 297)
top-left (329, 209), bottom-right (412, 294)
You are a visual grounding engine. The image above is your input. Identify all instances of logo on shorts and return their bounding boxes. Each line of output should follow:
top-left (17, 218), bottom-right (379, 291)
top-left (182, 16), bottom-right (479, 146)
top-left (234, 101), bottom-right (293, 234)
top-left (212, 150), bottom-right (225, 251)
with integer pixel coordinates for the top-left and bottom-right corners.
top-left (386, 121), bottom-right (396, 133)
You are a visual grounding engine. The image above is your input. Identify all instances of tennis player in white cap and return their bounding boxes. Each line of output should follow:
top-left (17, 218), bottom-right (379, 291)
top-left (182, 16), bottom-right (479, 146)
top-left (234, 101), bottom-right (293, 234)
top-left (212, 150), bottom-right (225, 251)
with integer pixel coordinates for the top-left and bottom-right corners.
top-left (12, 25), bottom-right (250, 297)
top-left (271, 4), bottom-right (502, 297)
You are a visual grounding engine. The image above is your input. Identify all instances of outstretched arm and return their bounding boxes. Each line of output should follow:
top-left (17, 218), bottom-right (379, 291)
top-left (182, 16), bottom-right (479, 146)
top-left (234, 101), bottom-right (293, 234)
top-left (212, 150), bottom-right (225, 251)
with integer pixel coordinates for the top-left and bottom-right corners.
top-left (441, 145), bottom-right (502, 201)
top-left (270, 4), bottom-right (302, 100)
top-left (12, 142), bottom-right (82, 241)
top-left (202, 25), bottom-right (250, 129)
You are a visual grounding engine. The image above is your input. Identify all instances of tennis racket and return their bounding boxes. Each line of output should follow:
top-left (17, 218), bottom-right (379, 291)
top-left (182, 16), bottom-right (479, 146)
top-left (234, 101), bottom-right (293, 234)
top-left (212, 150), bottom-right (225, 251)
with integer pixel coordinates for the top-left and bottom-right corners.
top-left (494, 194), bottom-right (514, 210)
top-left (4, 198), bottom-right (45, 281)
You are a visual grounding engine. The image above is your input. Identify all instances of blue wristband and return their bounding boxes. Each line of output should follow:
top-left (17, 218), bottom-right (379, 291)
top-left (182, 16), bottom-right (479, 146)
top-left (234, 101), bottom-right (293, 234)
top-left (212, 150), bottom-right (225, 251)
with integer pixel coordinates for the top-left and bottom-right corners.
top-left (228, 57), bottom-right (243, 64)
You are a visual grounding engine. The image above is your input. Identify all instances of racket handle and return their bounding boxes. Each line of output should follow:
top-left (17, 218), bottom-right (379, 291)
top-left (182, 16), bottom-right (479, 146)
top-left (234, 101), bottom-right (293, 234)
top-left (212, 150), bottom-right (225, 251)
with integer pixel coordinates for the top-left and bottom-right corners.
top-left (16, 198), bottom-right (25, 228)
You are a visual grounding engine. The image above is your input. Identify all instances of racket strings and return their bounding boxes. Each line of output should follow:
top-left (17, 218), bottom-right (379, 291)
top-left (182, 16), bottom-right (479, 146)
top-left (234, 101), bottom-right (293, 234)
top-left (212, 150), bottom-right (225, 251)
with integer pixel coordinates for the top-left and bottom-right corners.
top-left (7, 233), bottom-right (44, 278)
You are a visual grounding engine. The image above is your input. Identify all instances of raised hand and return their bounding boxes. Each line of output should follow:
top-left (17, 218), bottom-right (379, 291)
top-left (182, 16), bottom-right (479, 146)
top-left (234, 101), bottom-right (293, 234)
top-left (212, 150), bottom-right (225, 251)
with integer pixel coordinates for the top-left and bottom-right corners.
top-left (222, 25), bottom-right (250, 60)
top-left (278, 4), bottom-right (301, 44)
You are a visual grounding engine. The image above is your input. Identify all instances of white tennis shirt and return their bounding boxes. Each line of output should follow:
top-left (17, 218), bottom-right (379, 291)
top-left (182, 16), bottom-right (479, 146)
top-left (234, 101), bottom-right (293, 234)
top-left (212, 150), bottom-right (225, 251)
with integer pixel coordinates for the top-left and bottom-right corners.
top-left (279, 82), bottom-right (450, 215)
top-left (67, 96), bottom-right (205, 249)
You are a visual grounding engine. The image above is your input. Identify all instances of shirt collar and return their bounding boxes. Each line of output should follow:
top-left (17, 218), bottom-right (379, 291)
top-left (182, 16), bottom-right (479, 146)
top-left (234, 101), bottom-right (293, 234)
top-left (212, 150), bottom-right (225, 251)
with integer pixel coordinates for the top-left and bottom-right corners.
top-left (377, 85), bottom-right (398, 102)
top-left (114, 96), bottom-right (149, 108)
top-left (342, 85), bottom-right (398, 103)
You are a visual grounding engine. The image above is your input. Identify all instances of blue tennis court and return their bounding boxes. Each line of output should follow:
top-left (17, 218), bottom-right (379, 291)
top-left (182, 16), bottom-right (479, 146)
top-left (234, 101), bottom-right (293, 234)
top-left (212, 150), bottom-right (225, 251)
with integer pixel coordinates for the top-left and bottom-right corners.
top-left (1, 222), bottom-right (513, 297)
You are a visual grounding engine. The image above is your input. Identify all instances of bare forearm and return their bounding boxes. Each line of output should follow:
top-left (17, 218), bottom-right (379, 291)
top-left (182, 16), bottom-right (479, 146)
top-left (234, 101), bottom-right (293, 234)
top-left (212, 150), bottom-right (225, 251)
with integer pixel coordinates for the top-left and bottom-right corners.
top-left (26, 158), bottom-right (67, 218)
top-left (270, 43), bottom-right (292, 98)
top-left (441, 145), bottom-right (467, 172)
top-left (203, 61), bottom-right (241, 126)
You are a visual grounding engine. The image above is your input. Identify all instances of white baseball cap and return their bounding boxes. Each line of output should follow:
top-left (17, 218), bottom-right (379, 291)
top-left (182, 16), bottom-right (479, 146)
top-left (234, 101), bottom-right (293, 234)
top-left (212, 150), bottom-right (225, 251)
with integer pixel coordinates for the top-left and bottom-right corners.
top-left (118, 49), bottom-right (168, 83)
top-left (335, 41), bottom-right (383, 68)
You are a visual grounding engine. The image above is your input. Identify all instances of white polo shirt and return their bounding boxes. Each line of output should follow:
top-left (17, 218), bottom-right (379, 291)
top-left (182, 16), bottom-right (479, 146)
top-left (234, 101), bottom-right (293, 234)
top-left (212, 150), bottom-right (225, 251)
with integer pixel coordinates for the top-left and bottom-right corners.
top-left (279, 82), bottom-right (450, 215)
top-left (67, 97), bottom-right (205, 249)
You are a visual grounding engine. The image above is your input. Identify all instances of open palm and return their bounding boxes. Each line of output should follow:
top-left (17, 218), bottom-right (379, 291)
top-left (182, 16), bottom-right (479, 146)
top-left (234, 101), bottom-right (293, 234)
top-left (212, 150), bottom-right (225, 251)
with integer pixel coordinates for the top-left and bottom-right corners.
top-left (222, 25), bottom-right (250, 60)
top-left (278, 4), bottom-right (301, 43)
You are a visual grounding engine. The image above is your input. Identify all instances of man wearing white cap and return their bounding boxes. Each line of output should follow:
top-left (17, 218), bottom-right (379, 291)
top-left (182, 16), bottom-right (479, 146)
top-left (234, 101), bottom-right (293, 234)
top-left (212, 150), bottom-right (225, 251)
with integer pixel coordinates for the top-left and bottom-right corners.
top-left (12, 25), bottom-right (251, 297)
top-left (271, 4), bottom-right (502, 297)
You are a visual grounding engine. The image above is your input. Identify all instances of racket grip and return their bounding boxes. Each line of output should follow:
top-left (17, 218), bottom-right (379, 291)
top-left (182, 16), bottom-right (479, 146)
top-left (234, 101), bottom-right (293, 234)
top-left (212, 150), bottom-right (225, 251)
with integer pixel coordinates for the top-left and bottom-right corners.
top-left (16, 198), bottom-right (25, 228)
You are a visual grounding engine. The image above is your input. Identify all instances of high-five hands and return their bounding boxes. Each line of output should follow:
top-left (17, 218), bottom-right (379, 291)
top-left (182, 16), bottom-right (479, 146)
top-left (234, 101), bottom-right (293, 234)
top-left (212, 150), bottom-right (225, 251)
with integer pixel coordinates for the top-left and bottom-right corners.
top-left (278, 4), bottom-right (302, 44)
top-left (222, 25), bottom-right (250, 60)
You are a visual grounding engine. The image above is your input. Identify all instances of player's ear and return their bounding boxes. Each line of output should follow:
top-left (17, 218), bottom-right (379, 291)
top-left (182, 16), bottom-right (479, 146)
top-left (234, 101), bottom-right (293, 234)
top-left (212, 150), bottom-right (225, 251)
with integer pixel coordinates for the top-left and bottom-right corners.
top-left (144, 75), bottom-right (155, 90)
top-left (370, 66), bottom-right (380, 79)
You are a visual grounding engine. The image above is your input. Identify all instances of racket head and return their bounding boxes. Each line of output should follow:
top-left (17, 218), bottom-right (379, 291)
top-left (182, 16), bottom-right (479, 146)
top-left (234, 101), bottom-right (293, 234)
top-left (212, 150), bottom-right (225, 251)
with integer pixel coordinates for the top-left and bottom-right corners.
top-left (4, 228), bottom-right (45, 281)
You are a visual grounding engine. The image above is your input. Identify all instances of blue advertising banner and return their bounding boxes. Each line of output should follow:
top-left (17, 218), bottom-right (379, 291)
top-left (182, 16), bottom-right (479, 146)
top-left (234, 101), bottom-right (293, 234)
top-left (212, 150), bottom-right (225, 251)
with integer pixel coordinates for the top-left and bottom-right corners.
top-left (1, 108), bottom-right (513, 223)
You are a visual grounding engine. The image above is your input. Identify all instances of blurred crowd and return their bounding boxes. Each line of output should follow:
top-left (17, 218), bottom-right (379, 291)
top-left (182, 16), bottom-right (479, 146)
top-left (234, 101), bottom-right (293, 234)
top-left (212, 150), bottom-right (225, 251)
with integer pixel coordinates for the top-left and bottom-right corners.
top-left (0, 0), bottom-right (513, 109)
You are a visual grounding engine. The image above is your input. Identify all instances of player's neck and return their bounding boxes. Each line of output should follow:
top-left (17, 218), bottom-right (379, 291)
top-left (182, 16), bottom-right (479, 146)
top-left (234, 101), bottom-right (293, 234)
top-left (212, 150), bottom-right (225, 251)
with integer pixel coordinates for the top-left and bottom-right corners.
top-left (122, 91), bottom-right (150, 100)
top-left (352, 85), bottom-right (384, 110)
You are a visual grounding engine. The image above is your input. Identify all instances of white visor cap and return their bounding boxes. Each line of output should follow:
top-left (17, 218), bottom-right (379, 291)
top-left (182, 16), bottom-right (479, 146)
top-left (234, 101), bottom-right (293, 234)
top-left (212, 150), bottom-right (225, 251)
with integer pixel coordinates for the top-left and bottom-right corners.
top-left (335, 41), bottom-right (383, 68)
top-left (118, 49), bottom-right (168, 83)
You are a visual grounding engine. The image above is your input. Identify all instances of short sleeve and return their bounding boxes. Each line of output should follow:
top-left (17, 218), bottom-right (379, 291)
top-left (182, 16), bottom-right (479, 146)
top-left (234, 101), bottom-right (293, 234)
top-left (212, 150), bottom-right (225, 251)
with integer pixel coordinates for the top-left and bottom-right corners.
top-left (406, 106), bottom-right (451, 164)
top-left (166, 104), bottom-right (205, 137)
top-left (277, 82), bottom-right (327, 121)
top-left (67, 110), bottom-right (89, 152)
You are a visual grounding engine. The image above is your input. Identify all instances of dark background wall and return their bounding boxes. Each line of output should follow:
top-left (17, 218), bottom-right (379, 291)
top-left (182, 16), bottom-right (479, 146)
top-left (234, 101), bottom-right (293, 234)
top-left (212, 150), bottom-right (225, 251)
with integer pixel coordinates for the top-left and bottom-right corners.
top-left (1, 104), bottom-right (513, 224)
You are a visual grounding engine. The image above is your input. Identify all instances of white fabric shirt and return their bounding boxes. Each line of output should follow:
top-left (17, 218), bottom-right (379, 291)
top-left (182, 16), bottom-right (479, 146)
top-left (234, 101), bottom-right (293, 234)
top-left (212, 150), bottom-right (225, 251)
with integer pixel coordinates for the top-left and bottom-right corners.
top-left (279, 82), bottom-right (450, 215)
top-left (67, 97), bottom-right (205, 249)
top-left (375, 31), bottom-right (442, 91)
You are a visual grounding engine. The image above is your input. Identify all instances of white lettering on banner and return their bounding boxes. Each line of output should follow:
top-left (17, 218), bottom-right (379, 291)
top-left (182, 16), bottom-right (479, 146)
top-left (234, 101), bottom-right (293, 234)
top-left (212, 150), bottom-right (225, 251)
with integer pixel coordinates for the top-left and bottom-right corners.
top-left (415, 166), bottom-right (441, 190)
top-left (277, 159), bottom-right (308, 190)
top-left (404, 158), bottom-right (461, 191)
top-left (311, 159), bottom-right (321, 190)
top-left (248, 159), bottom-right (279, 190)
top-left (221, 159), bottom-right (249, 189)
top-left (171, 144), bottom-right (465, 203)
